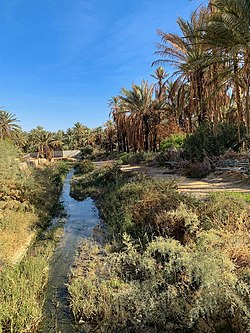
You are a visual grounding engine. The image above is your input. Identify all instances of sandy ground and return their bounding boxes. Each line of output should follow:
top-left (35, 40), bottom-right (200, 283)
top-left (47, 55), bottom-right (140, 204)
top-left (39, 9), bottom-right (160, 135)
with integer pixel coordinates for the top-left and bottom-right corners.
top-left (120, 164), bottom-right (250, 198)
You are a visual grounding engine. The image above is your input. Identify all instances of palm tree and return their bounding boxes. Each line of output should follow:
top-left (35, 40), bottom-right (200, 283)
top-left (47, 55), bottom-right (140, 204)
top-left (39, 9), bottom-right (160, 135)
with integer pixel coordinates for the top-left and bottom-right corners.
top-left (64, 128), bottom-right (76, 150)
top-left (29, 128), bottom-right (55, 160)
top-left (53, 130), bottom-right (65, 150)
top-left (205, 0), bottom-right (250, 134)
top-left (120, 81), bottom-right (154, 151)
top-left (72, 122), bottom-right (89, 148)
top-left (103, 120), bottom-right (116, 151)
top-left (0, 110), bottom-right (21, 140)
top-left (108, 96), bottom-right (129, 152)
top-left (120, 80), bottom-right (167, 151)
top-left (151, 66), bottom-right (169, 100)
top-left (153, 8), bottom-right (212, 124)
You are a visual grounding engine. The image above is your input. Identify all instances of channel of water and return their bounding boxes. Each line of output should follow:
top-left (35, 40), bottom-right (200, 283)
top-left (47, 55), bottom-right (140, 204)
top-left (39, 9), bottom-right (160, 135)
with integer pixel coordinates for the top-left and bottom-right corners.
top-left (39, 169), bottom-right (100, 333)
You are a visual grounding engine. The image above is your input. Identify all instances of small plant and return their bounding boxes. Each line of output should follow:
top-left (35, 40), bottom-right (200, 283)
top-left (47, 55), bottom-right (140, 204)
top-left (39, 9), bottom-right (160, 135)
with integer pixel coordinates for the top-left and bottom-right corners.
top-left (81, 145), bottom-right (94, 156)
top-left (75, 160), bottom-right (95, 174)
top-left (160, 133), bottom-right (186, 151)
top-left (184, 162), bottom-right (210, 179)
top-left (119, 152), bottom-right (156, 165)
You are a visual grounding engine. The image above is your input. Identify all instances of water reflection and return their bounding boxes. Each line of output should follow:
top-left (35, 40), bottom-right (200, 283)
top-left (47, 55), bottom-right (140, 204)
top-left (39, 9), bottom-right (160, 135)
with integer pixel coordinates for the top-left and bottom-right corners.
top-left (39, 169), bottom-right (100, 333)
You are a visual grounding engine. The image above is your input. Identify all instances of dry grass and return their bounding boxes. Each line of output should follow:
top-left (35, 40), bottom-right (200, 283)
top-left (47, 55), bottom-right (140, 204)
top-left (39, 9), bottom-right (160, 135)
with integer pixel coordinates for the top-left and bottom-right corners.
top-left (0, 211), bottom-right (37, 264)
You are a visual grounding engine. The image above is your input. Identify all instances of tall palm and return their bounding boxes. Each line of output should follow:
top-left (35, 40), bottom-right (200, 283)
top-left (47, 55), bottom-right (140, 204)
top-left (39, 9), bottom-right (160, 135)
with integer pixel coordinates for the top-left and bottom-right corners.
top-left (120, 81), bottom-right (154, 151)
top-left (151, 66), bottom-right (169, 100)
top-left (153, 8), bottom-right (212, 124)
top-left (73, 122), bottom-right (89, 148)
top-left (50, 130), bottom-right (65, 150)
top-left (108, 96), bottom-right (129, 152)
top-left (103, 120), bottom-right (116, 151)
top-left (30, 128), bottom-right (55, 160)
top-left (120, 80), bottom-right (167, 151)
top-left (92, 126), bottom-right (104, 146)
top-left (205, 0), bottom-right (250, 134)
top-left (0, 110), bottom-right (21, 140)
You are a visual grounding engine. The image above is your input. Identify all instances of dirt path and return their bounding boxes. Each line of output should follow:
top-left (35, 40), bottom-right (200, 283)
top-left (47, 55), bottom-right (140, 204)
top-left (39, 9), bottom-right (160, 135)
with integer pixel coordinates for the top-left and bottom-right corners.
top-left (120, 164), bottom-right (250, 198)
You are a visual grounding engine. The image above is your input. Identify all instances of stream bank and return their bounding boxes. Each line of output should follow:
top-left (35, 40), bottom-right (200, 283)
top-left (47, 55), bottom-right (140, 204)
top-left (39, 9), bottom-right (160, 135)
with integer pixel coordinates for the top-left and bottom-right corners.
top-left (39, 169), bottom-right (101, 333)
top-left (67, 163), bottom-right (250, 333)
top-left (0, 161), bottom-right (71, 333)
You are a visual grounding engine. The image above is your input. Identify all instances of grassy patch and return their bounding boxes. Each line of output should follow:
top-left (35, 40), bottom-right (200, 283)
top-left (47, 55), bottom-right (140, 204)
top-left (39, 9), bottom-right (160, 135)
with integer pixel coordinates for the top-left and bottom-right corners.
top-left (69, 165), bottom-right (250, 332)
top-left (0, 141), bottom-right (71, 332)
top-left (209, 191), bottom-right (250, 204)
top-left (0, 231), bottom-right (60, 333)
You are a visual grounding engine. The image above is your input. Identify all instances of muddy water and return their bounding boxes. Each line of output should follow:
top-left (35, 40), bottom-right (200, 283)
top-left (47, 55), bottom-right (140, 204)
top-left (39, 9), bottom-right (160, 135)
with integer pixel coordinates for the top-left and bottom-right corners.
top-left (39, 169), bottom-right (100, 333)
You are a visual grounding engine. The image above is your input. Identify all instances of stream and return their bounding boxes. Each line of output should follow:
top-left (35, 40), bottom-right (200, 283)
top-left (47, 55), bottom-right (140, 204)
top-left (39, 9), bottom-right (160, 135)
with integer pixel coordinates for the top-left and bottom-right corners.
top-left (39, 169), bottom-right (100, 333)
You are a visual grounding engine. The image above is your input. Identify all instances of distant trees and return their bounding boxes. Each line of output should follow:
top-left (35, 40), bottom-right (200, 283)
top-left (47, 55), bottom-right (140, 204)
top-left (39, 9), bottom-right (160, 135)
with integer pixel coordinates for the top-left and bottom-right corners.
top-left (4, 0), bottom-right (250, 156)
top-left (106, 1), bottom-right (250, 152)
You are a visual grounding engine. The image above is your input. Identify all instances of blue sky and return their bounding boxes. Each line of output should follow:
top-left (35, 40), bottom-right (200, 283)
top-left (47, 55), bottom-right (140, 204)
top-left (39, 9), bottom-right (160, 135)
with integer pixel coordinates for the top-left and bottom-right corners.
top-left (0, 0), bottom-right (206, 132)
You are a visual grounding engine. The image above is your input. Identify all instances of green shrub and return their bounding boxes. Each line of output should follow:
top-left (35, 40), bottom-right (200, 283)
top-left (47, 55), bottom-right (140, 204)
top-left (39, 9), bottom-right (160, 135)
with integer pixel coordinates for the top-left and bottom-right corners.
top-left (183, 123), bottom-right (244, 161)
top-left (0, 240), bottom-right (56, 333)
top-left (160, 133), bottom-right (186, 151)
top-left (69, 236), bottom-right (250, 333)
top-left (75, 160), bottom-right (95, 174)
top-left (81, 145), bottom-right (94, 156)
top-left (69, 164), bottom-right (250, 333)
top-left (184, 162), bottom-right (210, 179)
top-left (119, 152), bottom-right (155, 165)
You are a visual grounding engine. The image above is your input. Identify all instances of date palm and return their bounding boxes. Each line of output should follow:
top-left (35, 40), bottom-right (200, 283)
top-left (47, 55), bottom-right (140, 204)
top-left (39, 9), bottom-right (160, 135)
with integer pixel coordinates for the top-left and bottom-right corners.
top-left (153, 8), bottom-right (211, 124)
top-left (109, 96), bottom-right (130, 152)
top-left (103, 120), bottom-right (116, 151)
top-left (73, 122), bottom-right (89, 148)
top-left (205, 0), bottom-right (250, 134)
top-left (120, 80), bottom-right (167, 151)
top-left (30, 128), bottom-right (55, 160)
top-left (151, 66), bottom-right (169, 100)
top-left (0, 110), bottom-right (21, 141)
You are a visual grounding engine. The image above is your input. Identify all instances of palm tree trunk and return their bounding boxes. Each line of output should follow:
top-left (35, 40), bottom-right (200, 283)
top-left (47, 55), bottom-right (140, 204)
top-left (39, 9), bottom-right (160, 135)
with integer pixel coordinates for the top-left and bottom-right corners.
top-left (245, 78), bottom-right (250, 135)
top-left (233, 58), bottom-right (243, 141)
top-left (197, 70), bottom-right (207, 124)
top-left (143, 114), bottom-right (150, 152)
top-left (244, 57), bottom-right (250, 135)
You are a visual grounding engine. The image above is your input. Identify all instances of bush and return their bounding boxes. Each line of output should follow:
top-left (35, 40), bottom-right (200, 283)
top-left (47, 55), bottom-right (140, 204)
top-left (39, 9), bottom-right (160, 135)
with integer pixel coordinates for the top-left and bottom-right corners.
top-left (81, 145), bottom-right (94, 156)
top-left (69, 164), bottom-right (250, 333)
top-left (75, 160), bottom-right (95, 174)
top-left (69, 236), bottom-right (250, 333)
top-left (0, 140), bottom-right (70, 332)
top-left (119, 152), bottom-right (156, 165)
top-left (0, 239), bottom-right (56, 333)
top-left (183, 123), bottom-right (244, 161)
top-left (160, 133), bottom-right (186, 152)
top-left (184, 162), bottom-right (210, 179)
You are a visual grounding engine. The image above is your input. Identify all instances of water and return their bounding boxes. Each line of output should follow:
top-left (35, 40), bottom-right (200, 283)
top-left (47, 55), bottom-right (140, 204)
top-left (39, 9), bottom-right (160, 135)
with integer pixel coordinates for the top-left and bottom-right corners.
top-left (39, 169), bottom-right (100, 333)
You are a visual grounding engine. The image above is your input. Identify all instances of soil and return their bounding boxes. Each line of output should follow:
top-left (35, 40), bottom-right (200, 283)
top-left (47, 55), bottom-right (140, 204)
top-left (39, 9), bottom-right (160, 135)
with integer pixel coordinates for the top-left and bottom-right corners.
top-left (120, 164), bottom-right (250, 198)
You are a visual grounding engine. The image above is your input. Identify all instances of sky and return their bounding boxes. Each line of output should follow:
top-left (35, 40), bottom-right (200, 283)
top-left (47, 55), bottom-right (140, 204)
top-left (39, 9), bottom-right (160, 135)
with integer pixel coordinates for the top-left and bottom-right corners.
top-left (0, 0), bottom-right (207, 132)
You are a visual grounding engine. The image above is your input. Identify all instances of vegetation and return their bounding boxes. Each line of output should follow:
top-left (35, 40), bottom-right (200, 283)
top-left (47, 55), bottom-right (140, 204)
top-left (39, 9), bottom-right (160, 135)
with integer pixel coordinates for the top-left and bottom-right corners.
top-left (75, 160), bottom-right (95, 175)
top-left (160, 133), bottom-right (186, 151)
top-left (69, 165), bottom-right (250, 333)
top-left (183, 123), bottom-right (244, 161)
top-left (3, 1), bottom-right (250, 332)
top-left (0, 238), bottom-right (57, 333)
top-left (0, 140), bottom-right (70, 332)
top-left (105, 0), bottom-right (250, 157)
top-left (4, 1), bottom-right (250, 161)
top-left (0, 110), bottom-right (22, 141)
